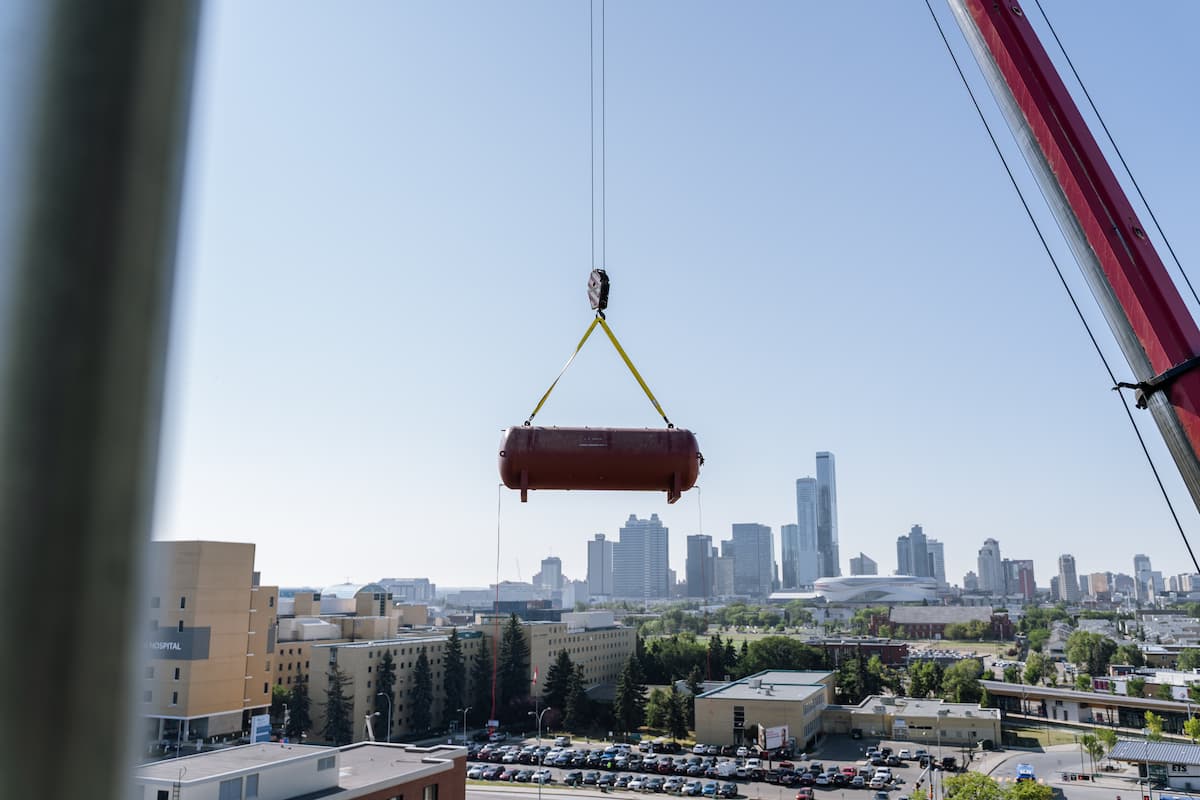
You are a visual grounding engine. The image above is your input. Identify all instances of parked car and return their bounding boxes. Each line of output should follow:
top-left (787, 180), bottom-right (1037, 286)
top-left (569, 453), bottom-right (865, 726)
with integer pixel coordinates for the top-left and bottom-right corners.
top-left (703, 782), bottom-right (719, 797)
top-left (684, 781), bottom-right (704, 796)
top-left (720, 783), bottom-right (739, 797)
top-left (554, 735), bottom-right (571, 747)
top-left (647, 777), bottom-right (666, 792)
top-left (851, 776), bottom-right (866, 788)
top-left (796, 789), bottom-right (815, 800)
top-left (875, 793), bottom-right (891, 800)
top-left (466, 765), bottom-right (485, 779)
top-left (563, 771), bottom-right (583, 786)
top-left (898, 750), bottom-right (912, 761)
top-left (628, 777), bottom-right (646, 791)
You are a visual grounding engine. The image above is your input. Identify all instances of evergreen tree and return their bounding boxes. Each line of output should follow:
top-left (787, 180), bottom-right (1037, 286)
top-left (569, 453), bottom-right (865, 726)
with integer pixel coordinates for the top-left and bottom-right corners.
top-left (667, 684), bottom-right (689, 740)
top-left (645, 688), bottom-right (670, 729)
top-left (286, 680), bottom-right (312, 740)
top-left (543, 649), bottom-right (574, 712)
top-left (498, 613), bottom-right (530, 716)
top-left (443, 628), bottom-right (466, 723)
top-left (686, 666), bottom-right (704, 728)
top-left (321, 668), bottom-right (354, 745)
top-left (469, 639), bottom-right (493, 726)
top-left (411, 650), bottom-right (434, 732)
top-left (375, 650), bottom-right (397, 739)
top-left (564, 664), bottom-right (589, 731)
top-left (706, 634), bottom-right (724, 680)
top-left (614, 654), bottom-right (647, 732)
top-left (723, 641), bottom-right (737, 675)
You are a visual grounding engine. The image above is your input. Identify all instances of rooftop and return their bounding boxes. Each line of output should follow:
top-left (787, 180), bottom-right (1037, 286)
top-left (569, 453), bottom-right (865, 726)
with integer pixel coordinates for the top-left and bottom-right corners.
top-left (842, 696), bottom-right (1000, 720)
top-left (698, 670), bottom-right (832, 703)
top-left (981, 680), bottom-right (1193, 712)
top-left (1110, 740), bottom-right (1200, 765)
top-left (136, 743), bottom-right (330, 782)
top-left (890, 606), bottom-right (995, 624)
top-left (337, 743), bottom-right (464, 791)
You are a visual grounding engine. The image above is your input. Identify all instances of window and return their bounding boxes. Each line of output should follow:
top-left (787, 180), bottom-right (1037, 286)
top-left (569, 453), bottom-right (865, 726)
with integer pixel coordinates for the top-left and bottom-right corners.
top-left (263, 682), bottom-right (268, 694)
top-left (158, 791), bottom-right (170, 800)
top-left (171, 691), bottom-right (178, 705)
top-left (268, 596), bottom-right (274, 608)
top-left (423, 784), bottom-right (438, 800)
top-left (174, 667), bottom-right (180, 680)
top-left (143, 690), bottom-right (152, 703)
top-left (219, 777), bottom-right (243, 800)
top-left (177, 620), bottom-right (184, 632)
top-left (151, 596), bottom-right (160, 608)
top-left (179, 596), bottom-right (186, 609)
top-left (145, 666), bottom-right (154, 679)
top-left (318, 756), bottom-right (336, 771)
top-left (246, 773), bottom-right (259, 798)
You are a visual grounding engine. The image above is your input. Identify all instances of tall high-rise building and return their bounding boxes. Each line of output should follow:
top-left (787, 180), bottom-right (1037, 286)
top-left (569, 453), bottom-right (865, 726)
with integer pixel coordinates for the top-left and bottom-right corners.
top-left (1050, 575), bottom-right (1061, 601)
top-left (896, 535), bottom-right (911, 576)
top-left (963, 571), bottom-right (979, 592)
top-left (586, 534), bottom-right (614, 598)
top-left (685, 534), bottom-right (715, 599)
top-left (1134, 554), bottom-right (1154, 602)
top-left (926, 539), bottom-right (946, 585)
top-left (794, 478), bottom-right (820, 585)
top-left (1004, 559), bottom-right (1035, 600)
top-left (614, 514), bottom-right (670, 599)
top-left (731, 523), bottom-right (774, 599)
top-left (849, 553), bottom-right (878, 576)
top-left (1058, 554), bottom-right (1080, 602)
top-left (536, 556), bottom-right (563, 590)
top-left (977, 538), bottom-right (1004, 596)
top-left (815, 452), bottom-right (840, 577)
top-left (908, 525), bottom-right (930, 578)
top-left (780, 524), bottom-right (800, 589)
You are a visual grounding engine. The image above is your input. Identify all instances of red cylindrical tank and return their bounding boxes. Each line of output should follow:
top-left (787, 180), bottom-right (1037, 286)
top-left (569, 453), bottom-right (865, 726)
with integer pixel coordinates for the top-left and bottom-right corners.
top-left (498, 426), bottom-right (702, 504)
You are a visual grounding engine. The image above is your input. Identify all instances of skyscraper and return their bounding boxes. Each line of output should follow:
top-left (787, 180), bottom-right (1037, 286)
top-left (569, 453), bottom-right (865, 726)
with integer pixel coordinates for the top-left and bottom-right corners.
top-left (1005, 559), bottom-right (1035, 600)
top-left (977, 538), bottom-right (1004, 596)
top-left (1134, 554), bottom-right (1153, 602)
top-left (908, 525), bottom-right (930, 578)
top-left (537, 556), bottom-right (563, 590)
top-left (926, 539), bottom-right (946, 585)
top-left (815, 452), bottom-right (840, 577)
top-left (614, 514), bottom-right (670, 599)
top-left (1058, 554), bottom-right (1080, 602)
top-left (685, 534), bottom-right (715, 599)
top-left (794, 478), bottom-right (820, 585)
top-left (896, 535), bottom-right (911, 575)
top-left (780, 524), bottom-right (800, 589)
top-left (731, 523), bottom-right (774, 599)
top-left (849, 553), bottom-right (878, 575)
top-left (586, 534), bottom-right (613, 598)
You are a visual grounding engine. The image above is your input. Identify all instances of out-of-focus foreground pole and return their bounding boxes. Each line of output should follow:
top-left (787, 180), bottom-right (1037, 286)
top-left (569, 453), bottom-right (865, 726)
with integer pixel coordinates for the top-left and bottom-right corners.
top-left (947, 0), bottom-right (1200, 512)
top-left (0, 3), bottom-right (200, 799)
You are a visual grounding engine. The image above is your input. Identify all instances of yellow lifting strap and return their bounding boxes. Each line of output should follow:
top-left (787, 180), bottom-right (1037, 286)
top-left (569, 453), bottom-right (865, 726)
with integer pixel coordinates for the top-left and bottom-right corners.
top-left (523, 315), bottom-right (673, 428)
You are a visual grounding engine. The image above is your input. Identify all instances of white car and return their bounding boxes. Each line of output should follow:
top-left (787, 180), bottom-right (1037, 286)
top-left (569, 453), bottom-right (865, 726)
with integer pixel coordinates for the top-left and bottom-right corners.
top-left (869, 777), bottom-right (887, 790)
top-left (533, 769), bottom-right (554, 784)
top-left (898, 750), bottom-right (912, 760)
top-left (736, 746), bottom-right (749, 758)
top-left (628, 778), bottom-right (646, 791)
top-left (694, 744), bottom-right (708, 755)
top-left (467, 765), bottom-right (485, 779)
top-left (683, 781), bottom-right (703, 796)
top-left (554, 736), bottom-right (571, 747)
top-left (746, 758), bottom-right (761, 770)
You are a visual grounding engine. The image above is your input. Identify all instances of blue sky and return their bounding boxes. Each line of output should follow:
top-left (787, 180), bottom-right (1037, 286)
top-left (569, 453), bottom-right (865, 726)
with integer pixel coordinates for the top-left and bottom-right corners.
top-left (155, 1), bottom-right (1200, 591)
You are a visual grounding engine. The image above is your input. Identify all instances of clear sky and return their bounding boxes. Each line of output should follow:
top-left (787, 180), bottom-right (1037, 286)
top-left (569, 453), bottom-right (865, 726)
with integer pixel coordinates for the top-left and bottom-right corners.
top-left (155, 1), bottom-right (1200, 592)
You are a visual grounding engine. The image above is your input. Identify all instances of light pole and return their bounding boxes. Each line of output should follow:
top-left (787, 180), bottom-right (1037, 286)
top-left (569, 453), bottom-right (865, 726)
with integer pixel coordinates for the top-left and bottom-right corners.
top-left (529, 708), bottom-right (550, 800)
top-left (530, 707), bottom-right (550, 748)
top-left (458, 707), bottom-right (471, 746)
top-left (376, 692), bottom-right (392, 744)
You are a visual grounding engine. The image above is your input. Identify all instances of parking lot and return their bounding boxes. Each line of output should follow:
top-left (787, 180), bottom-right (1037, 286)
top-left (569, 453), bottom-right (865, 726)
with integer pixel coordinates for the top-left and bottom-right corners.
top-left (465, 737), bottom-right (939, 798)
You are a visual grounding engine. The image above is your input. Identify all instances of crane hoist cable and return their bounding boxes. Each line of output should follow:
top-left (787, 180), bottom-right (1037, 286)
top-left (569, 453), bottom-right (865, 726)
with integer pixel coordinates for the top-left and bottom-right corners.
top-left (523, 270), bottom-right (673, 428)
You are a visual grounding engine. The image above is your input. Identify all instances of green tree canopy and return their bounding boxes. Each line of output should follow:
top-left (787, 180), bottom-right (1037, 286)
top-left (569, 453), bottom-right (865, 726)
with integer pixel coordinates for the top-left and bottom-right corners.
top-left (740, 636), bottom-right (826, 675)
top-left (1065, 631), bottom-right (1117, 675)
top-left (564, 664), bottom-right (589, 731)
top-left (1075, 673), bottom-right (1093, 692)
top-left (1178, 648), bottom-right (1200, 671)
top-left (1146, 710), bottom-right (1165, 740)
top-left (1185, 717), bottom-right (1200, 744)
top-left (542, 649), bottom-right (575, 712)
top-left (614, 654), bottom-right (648, 732)
top-left (443, 629), bottom-right (466, 722)
top-left (498, 613), bottom-right (530, 718)
top-left (644, 687), bottom-right (670, 729)
top-left (321, 667), bottom-right (354, 745)
top-left (667, 684), bottom-right (689, 740)
top-left (1127, 677), bottom-right (1147, 697)
top-left (375, 649), bottom-right (398, 737)
top-left (469, 639), bottom-right (492, 726)
top-left (410, 650), bottom-right (434, 732)
top-left (271, 684), bottom-right (289, 722)
top-left (1023, 653), bottom-right (1049, 686)
top-left (1115, 644), bottom-right (1145, 668)
top-left (942, 772), bottom-right (1004, 800)
top-left (1003, 665), bottom-right (1021, 684)
top-left (909, 660), bottom-right (944, 698)
top-left (285, 680), bottom-right (311, 740)
top-left (942, 659), bottom-right (983, 703)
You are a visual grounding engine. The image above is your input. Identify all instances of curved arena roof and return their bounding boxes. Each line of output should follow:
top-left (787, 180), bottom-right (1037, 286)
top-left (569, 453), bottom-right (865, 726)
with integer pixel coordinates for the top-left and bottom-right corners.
top-left (813, 575), bottom-right (939, 603)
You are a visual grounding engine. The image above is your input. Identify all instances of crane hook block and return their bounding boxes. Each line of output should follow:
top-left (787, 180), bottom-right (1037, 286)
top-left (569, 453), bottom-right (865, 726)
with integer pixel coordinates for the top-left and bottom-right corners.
top-left (587, 269), bottom-right (610, 312)
top-left (498, 426), bottom-right (702, 504)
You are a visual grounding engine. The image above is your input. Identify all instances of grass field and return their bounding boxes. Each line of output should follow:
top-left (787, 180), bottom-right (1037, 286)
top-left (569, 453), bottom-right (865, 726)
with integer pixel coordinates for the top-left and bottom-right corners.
top-left (1002, 722), bottom-right (1080, 748)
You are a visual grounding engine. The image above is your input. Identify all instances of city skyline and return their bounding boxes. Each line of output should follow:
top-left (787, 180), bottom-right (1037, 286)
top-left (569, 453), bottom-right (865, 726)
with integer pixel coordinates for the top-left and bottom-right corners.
top-left (154, 3), bottom-right (1200, 591)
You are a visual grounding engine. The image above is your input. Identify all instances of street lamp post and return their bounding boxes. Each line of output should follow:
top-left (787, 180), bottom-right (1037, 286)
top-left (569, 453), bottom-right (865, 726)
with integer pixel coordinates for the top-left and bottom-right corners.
top-left (458, 707), bottom-right (471, 746)
top-left (529, 707), bottom-right (550, 800)
top-left (376, 692), bottom-right (392, 744)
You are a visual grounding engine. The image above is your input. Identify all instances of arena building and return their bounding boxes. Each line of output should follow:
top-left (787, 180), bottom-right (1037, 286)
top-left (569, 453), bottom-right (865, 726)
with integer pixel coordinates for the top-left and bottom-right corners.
top-left (812, 575), bottom-right (939, 603)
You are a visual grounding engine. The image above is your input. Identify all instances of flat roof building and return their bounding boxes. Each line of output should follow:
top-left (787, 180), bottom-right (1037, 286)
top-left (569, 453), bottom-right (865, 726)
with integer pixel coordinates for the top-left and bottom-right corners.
top-left (133, 741), bottom-right (465, 800)
top-left (695, 670), bottom-right (835, 748)
top-left (822, 695), bottom-right (1000, 746)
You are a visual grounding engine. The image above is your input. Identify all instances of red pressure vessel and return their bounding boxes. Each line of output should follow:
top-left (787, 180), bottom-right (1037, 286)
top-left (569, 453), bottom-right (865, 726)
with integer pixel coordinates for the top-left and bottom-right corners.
top-left (498, 426), bottom-right (702, 504)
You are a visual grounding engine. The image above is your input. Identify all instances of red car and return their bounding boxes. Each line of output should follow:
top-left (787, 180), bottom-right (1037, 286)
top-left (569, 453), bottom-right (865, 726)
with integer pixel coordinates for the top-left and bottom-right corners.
top-left (796, 789), bottom-right (815, 800)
